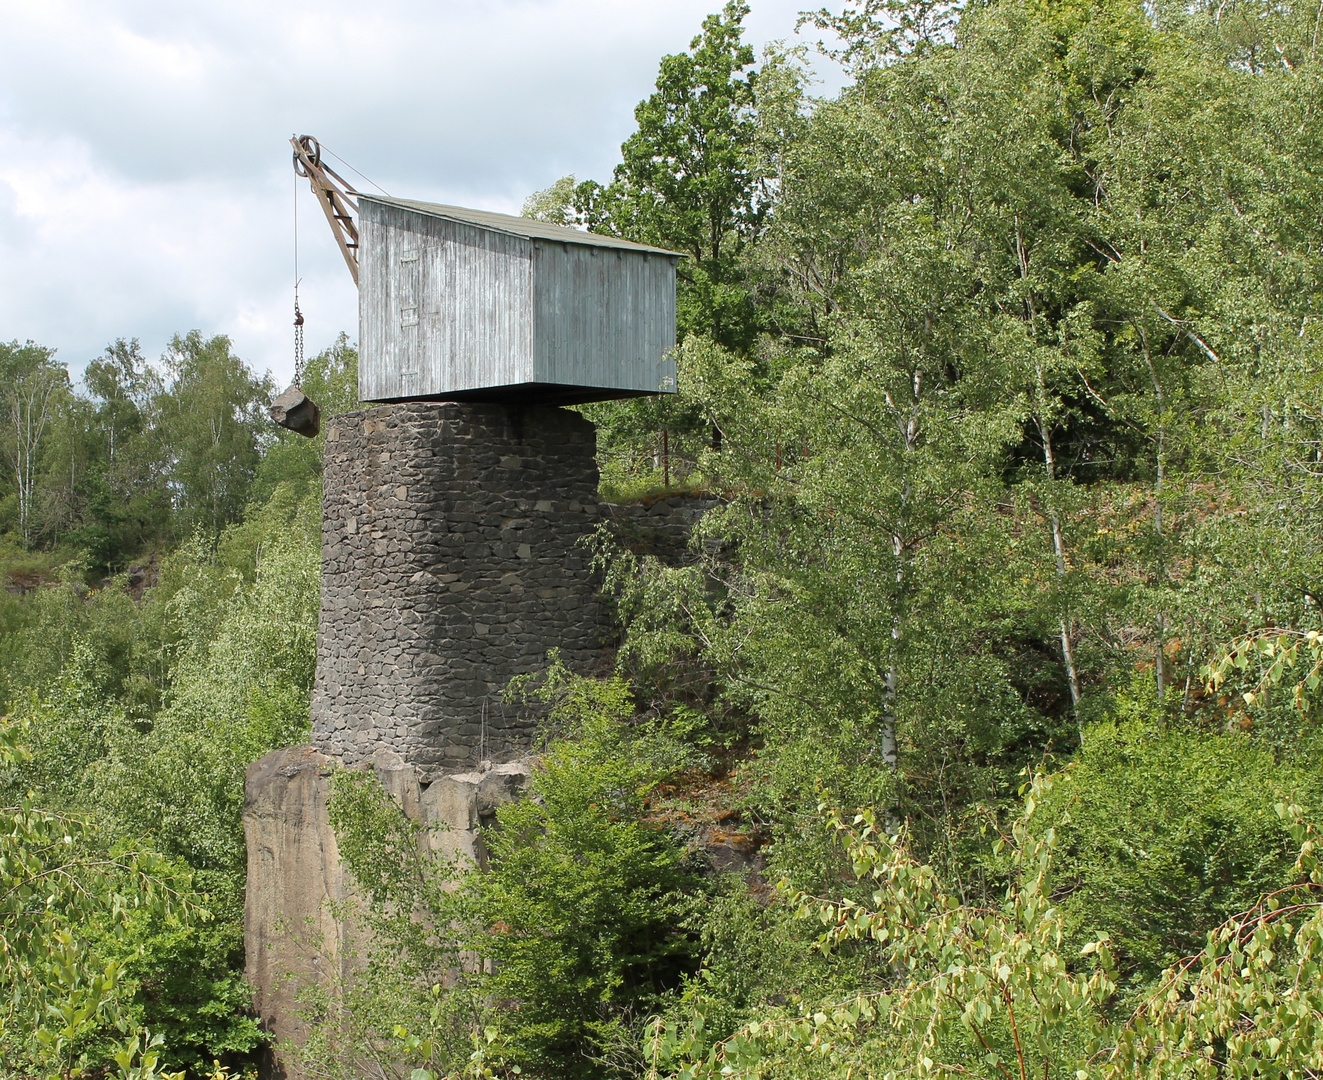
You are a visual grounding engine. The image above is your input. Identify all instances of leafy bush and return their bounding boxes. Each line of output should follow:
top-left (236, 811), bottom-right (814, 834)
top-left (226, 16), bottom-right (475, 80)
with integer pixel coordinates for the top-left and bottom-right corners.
top-left (474, 731), bottom-right (706, 1078)
top-left (99, 916), bottom-right (265, 1076)
top-left (650, 775), bottom-right (1323, 1080)
top-left (0, 718), bottom-right (197, 1079)
top-left (649, 778), bottom-right (1118, 1079)
top-left (1037, 717), bottom-right (1319, 985)
top-left (92, 489), bottom-right (320, 887)
top-left (0, 477), bottom-right (320, 1076)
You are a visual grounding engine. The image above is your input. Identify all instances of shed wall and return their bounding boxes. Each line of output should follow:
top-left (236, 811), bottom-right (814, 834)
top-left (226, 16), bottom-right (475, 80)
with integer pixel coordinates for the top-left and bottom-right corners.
top-left (532, 243), bottom-right (677, 393)
top-left (359, 202), bottom-right (535, 401)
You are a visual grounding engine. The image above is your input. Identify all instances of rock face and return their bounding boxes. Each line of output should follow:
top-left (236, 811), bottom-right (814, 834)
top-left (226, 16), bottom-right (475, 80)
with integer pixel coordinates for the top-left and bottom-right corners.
top-left (243, 745), bottom-right (531, 1071)
top-left (312, 403), bottom-right (612, 776)
top-left (243, 747), bottom-right (357, 1057)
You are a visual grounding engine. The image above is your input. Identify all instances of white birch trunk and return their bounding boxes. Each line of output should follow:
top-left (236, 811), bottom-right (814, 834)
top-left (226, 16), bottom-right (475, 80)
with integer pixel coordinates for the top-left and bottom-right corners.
top-left (1034, 369), bottom-right (1082, 720)
top-left (5, 371), bottom-right (58, 549)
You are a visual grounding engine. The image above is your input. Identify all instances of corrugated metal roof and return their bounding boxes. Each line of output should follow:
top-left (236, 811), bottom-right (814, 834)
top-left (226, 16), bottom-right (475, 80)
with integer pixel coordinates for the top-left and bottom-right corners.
top-left (360, 195), bottom-right (684, 257)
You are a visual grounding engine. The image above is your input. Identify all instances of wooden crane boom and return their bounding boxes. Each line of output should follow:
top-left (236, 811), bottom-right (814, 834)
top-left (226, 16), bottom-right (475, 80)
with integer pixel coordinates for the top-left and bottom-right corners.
top-left (291, 134), bottom-right (360, 287)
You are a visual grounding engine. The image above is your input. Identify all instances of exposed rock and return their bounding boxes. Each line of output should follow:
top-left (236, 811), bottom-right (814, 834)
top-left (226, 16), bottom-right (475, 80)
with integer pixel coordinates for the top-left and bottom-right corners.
top-left (243, 746), bottom-right (358, 1059)
top-left (420, 760), bottom-right (532, 870)
top-left (243, 747), bottom-right (532, 1076)
top-left (269, 386), bottom-right (322, 438)
top-left (702, 826), bottom-right (768, 879)
top-left (369, 746), bottom-right (420, 820)
top-left (124, 556), bottom-right (159, 600)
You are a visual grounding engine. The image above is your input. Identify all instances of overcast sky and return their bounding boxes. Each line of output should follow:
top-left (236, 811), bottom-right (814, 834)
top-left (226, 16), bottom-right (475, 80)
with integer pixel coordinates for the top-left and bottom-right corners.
top-left (0, 0), bottom-right (842, 390)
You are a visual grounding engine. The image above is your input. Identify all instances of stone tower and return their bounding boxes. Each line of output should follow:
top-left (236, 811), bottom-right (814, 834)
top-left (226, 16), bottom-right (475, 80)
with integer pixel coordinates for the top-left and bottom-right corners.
top-left (311, 401), bottom-right (612, 775)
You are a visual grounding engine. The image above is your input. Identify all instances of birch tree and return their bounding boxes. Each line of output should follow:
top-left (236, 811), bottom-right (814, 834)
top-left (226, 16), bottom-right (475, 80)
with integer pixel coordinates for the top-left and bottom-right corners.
top-left (155, 332), bottom-right (272, 538)
top-left (0, 341), bottom-right (68, 548)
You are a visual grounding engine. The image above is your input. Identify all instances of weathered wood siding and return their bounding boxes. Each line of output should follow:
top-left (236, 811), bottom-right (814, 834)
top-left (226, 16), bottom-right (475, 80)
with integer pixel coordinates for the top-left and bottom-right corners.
top-left (359, 198), bottom-right (677, 402)
top-left (360, 201), bottom-right (535, 401)
top-left (533, 242), bottom-right (676, 394)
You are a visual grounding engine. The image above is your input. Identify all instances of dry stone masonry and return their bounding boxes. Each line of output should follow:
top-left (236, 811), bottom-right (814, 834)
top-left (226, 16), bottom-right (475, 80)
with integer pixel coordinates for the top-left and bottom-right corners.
top-left (602, 493), bottom-right (723, 561)
top-left (311, 402), bottom-right (612, 776)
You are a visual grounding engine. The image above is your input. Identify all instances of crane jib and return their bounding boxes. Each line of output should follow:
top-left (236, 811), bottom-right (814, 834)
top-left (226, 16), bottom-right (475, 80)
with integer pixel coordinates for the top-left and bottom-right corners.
top-left (270, 133), bottom-right (361, 439)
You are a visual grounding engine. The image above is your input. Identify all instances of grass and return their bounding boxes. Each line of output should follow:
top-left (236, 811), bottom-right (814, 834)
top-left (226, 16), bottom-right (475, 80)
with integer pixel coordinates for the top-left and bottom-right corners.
top-left (598, 464), bottom-right (711, 505)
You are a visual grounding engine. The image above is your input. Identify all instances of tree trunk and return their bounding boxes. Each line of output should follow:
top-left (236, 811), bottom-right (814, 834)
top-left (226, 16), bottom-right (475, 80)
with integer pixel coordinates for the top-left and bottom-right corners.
top-left (1138, 323), bottom-right (1167, 701)
top-left (6, 372), bottom-right (58, 550)
top-left (1018, 225), bottom-right (1082, 722)
top-left (881, 380), bottom-right (922, 771)
top-left (1034, 366), bottom-right (1082, 723)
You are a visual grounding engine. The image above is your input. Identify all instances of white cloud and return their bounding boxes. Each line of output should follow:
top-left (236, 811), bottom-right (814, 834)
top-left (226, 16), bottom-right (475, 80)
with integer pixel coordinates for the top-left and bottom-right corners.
top-left (0, 0), bottom-right (839, 388)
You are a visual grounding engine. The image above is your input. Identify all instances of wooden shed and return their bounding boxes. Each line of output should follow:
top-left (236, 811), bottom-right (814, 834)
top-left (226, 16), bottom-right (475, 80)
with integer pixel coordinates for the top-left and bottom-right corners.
top-left (357, 195), bottom-right (680, 405)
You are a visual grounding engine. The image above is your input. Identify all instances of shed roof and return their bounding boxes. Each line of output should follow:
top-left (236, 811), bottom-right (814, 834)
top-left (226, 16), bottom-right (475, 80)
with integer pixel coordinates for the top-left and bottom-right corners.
top-left (360, 195), bottom-right (683, 257)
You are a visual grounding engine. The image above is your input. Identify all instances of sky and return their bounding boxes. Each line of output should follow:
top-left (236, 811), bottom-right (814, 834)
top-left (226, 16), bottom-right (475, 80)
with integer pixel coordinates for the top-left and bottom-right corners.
top-left (0, 0), bottom-right (843, 390)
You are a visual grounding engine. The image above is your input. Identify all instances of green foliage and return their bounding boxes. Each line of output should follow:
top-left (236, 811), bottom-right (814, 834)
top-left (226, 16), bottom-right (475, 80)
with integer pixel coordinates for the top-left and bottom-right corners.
top-left (579, 0), bottom-right (1323, 884)
top-left (1, 476), bottom-right (320, 875)
top-left (649, 781), bottom-right (1323, 1080)
top-left (575, 1), bottom-right (766, 352)
top-left (91, 488), bottom-right (320, 883)
top-left (0, 272), bottom-right (320, 1080)
top-left (1105, 800), bottom-right (1323, 1078)
top-left (474, 733), bottom-right (705, 1078)
top-left (569, 0), bottom-right (774, 488)
top-left (649, 776), bottom-right (1118, 1079)
top-left (0, 718), bottom-right (196, 1080)
top-left (512, 659), bottom-right (716, 778)
top-left (1206, 628), bottom-right (1323, 714)
top-left (103, 917), bottom-right (264, 1077)
top-left (0, 476), bottom-right (320, 1075)
top-left (0, 339), bottom-right (75, 551)
top-left (1037, 718), bottom-right (1317, 985)
top-left (531, 0), bottom-right (1323, 1072)
top-left (154, 332), bottom-right (273, 539)
top-left (801, 0), bottom-right (962, 69)
top-left (0, 329), bottom-right (279, 575)
top-left (522, 176), bottom-right (580, 226)
top-left (68, 339), bottom-right (170, 567)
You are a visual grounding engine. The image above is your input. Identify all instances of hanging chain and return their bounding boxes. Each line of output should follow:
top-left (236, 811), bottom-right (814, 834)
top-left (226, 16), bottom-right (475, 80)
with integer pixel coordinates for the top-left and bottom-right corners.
top-left (293, 290), bottom-right (305, 389)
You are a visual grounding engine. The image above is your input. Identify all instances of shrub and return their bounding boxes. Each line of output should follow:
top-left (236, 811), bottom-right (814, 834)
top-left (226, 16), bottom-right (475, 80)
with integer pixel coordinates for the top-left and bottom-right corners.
top-left (1036, 719), bottom-right (1318, 985)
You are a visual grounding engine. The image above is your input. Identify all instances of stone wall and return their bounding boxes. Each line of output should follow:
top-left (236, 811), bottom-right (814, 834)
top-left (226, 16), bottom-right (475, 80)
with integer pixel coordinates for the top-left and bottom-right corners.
top-left (311, 403), bottom-right (613, 777)
top-left (602, 493), bottom-right (723, 561)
